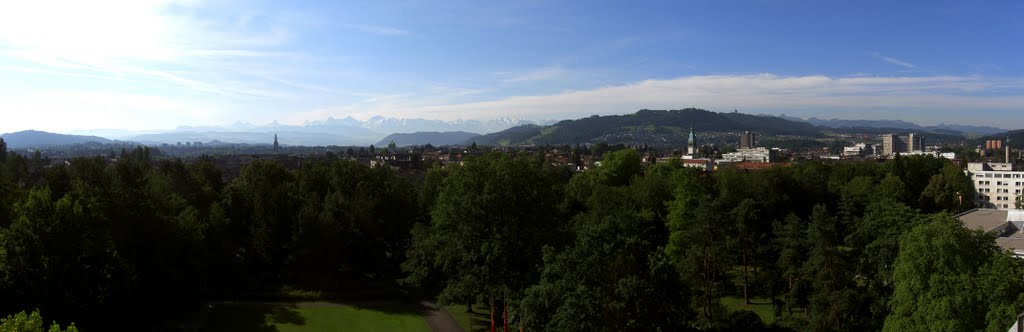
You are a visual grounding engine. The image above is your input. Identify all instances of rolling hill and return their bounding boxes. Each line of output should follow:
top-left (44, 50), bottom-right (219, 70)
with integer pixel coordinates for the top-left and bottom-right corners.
top-left (1, 130), bottom-right (112, 149)
top-left (471, 108), bottom-right (822, 147)
top-left (776, 115), bottom-right (1008, 135)
top-left (976, 130), bottom-right (1024, 148)
top-left (375, 131), bottom-right (480, 147)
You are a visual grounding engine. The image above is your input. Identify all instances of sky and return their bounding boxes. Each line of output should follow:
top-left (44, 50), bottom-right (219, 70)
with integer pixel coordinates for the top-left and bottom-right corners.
top-left (0, 0), bottom-right (1022, 133)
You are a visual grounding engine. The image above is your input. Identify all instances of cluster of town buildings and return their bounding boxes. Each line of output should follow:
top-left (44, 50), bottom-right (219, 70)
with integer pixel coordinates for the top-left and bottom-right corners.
top-left (169, 131), bottom-right (1024, 218)
top-left (841, 133), bottom-right (956, 159)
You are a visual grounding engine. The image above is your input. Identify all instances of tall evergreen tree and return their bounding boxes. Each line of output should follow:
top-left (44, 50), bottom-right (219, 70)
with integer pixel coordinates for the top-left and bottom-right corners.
top-left (802, 204), bottom-right (861, 331)
top-left (773, 213), bottom-right (808, 315)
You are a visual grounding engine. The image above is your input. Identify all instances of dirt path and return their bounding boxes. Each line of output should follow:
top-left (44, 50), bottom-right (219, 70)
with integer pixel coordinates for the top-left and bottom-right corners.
top-left (420, 301), bottom-right (465, 332)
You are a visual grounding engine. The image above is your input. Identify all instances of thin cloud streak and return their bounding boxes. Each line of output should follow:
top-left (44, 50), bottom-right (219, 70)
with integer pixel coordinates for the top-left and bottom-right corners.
top-left (871, 52), bottom-right (916, 68)
top-left (350, 24), bottom-right (410, 35)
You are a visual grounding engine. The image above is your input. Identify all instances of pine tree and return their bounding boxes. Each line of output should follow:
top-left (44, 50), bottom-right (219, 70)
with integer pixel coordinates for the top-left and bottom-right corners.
top-left (0, 137), bottom-right (7, 163)
top-left (773, 213), bottom-right (807, 314)
top-left (802, 204), bottom-right (859, 331)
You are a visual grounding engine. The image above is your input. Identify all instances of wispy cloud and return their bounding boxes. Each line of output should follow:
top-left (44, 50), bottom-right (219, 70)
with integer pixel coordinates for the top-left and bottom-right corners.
top-left (499, 66), bottom-right (568, 83)
top-left (350, 24), bottom-right (410, 36)
top-left (294, 74), bottom-right (1024, 127)
top-left (870, 52), bottom-right (916, 68)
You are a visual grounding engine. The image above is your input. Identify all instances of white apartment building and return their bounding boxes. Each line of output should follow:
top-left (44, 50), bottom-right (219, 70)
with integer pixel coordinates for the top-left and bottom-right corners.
top-left (968, 162), bottom-right (1024, 209)
top-left (901, 150), bottom-right (957, 160)
top-left (842, 143), bottom-right (875, 157)
top-left (721, 147), bottom-right (778, 163)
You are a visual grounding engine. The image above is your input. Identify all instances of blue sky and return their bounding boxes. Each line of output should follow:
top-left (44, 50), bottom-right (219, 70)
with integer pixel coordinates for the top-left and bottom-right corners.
top-left (1, 0), bottom-right (1022, 133)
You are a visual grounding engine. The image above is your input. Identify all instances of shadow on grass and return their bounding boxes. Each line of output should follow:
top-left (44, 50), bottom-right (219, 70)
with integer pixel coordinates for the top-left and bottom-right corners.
top-left (454, 305), bottom-right (506, 332)
top-left (345, 301), bottom-right (433, 316)
top-left (196, 303), bottom-right (305, 332)
top-left (466, 312), bottom-right (495, 332)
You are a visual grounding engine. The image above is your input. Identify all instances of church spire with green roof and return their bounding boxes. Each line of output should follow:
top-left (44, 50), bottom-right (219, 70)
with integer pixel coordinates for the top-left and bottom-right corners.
top-left (687, 123), bottom-right (696, 155)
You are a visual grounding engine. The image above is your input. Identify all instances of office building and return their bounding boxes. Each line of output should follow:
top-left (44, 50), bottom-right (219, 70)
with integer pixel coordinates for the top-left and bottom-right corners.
top-left (842, 143), bottom-right (874, 157)
top-left (740, 131), bottom-right (756, 148)
top-left (881, 133), bottom-right (925, 155)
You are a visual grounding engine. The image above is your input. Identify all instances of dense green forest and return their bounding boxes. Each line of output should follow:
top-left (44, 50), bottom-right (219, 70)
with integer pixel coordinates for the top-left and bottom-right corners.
top-left (1, 138), bottom-right (1023, 331)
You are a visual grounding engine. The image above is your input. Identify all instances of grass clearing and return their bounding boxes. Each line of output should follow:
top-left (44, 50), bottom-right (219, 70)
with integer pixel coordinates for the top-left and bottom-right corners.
top-left (720, 296), bottom-right (807, 325)
top-left (196, 302), bottom-right (430, 332)
top-left (720, 296), bottom-right (777, 324)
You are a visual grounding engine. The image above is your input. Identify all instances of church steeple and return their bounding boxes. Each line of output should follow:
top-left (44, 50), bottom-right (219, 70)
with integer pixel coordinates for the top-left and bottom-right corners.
top-left (273, 134), bottom-right (279, 151)
top-left (687, 123), bottom-right (696, 155)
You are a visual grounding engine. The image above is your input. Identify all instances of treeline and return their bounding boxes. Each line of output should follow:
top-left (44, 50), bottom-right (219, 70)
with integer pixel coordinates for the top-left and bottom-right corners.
top-left (0, 144), bottom-right (420, 330)
top-left (403, 149), bottom-right (1024, 331)
top-left (1, 138), bottom-right (1023, 331)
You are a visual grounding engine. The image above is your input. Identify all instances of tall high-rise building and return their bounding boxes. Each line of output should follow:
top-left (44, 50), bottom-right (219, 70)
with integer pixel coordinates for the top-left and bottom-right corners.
top-left (273, 134), bottom-right (280, 151)
top-left (881, 134), bottom-right (898, 155)
top-left (881, 133), bottom-right (925, 155)
top-left (740, 131), bottom-right (756, 148)
top-left (687, 125), bottom-right (696, 155)
top-left (905, 133), bottom-right (924, 152)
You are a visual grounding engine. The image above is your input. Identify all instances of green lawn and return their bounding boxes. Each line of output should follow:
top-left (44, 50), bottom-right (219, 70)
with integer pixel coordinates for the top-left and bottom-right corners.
top-left (196, 302), bottom-right (431, 332)
top-left (720, 296), bottom-right (777, 324)
top-left (720, 296), bottom-right (807, 325)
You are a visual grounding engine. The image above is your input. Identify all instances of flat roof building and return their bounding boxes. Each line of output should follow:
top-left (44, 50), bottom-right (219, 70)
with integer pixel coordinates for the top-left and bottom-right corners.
top-left (721, 147), bottom-right (778, 163)
top-left (967, 162), bottom-right (1024, 210)
top-left (956, 209), bottom-right (1024, 257)
top-left (881, 133), bottom-right (925, 155)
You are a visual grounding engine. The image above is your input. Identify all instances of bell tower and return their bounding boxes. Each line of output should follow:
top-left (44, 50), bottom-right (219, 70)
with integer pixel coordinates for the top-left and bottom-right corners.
top-left (687, 124), bottom-right (696, 156)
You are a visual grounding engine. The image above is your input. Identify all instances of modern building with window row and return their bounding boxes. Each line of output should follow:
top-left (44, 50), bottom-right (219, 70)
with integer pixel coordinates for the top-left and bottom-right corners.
top-left (968, 162), bottom-right (1024, 210)
top-left (721, 147), bottom-right (778, 163)
top-left (880, 133), bottom-right (925, 155)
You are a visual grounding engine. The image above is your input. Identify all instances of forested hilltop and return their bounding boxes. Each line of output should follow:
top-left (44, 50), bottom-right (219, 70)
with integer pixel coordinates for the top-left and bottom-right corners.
top-left (472, 108), bottom-right (824, 147)
top-left (1, 141), bottom-right (1023, 331)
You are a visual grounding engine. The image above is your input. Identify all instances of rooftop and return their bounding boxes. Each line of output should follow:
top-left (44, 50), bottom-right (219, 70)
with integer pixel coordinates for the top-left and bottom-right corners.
top-left (957, 209), bottom-right (1009, 233)
top-left (996, 237), bottom-right (1024, 252)
top-left (957, 208), bottom-right (1024, 255)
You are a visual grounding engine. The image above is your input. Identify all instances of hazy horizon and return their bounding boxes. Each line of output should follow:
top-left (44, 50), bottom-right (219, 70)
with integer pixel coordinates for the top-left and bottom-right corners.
top-left (1, 0), bottom-right (1022, 134)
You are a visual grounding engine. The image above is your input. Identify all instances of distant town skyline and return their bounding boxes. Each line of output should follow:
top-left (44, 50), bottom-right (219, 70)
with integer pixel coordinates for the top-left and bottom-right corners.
top-left (1, 0), bottom-right (1022, 133)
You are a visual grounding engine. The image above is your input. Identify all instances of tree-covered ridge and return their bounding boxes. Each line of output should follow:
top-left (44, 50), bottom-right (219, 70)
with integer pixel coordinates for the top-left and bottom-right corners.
top-left (374, 131), bottom-right (481, 147)
top-left (473, 108), bottom-right (823, 146)
top-left (0, 139), bottom-right (1022, 331)
top-left (0, 130), bottom-right (112, 149)
top-left (977, 129), bottom-right (1024, 148)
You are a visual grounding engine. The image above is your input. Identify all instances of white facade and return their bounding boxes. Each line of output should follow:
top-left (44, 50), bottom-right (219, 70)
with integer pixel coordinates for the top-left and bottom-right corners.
top-left (901, 151), bottom-right (956, 160)
top-left (722, 147), bottom-right (778, 163)
top-left (843, 143), bottom-right (875, 157)
top-left (680, 158), bottom-right (714, 171)
top-left (968, 162), bottom-right (1024, 210)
